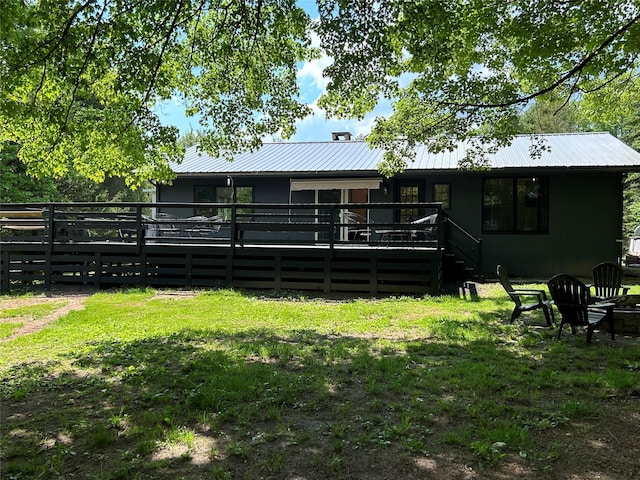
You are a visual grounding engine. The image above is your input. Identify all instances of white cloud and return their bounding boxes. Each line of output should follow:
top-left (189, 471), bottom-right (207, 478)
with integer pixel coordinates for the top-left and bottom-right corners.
top-left (297, 32), bottom-right (333, 93)
top-left (291, 97), bottom-right (393, 142)
top-left (297, 56), bottom-right (332, 92)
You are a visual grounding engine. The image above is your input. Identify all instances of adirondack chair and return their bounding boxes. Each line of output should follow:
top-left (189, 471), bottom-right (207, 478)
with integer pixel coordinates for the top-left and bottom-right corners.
top-left (497, 265), bottom-right (555, 326)
top-left (591, 262), bottom-right (630, 302)
top-left (547, 274), bottom-right (615, 344)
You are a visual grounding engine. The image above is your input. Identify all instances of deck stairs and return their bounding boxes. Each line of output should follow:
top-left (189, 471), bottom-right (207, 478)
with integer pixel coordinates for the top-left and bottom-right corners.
top-left (442, 216), bottom-right (482, 282)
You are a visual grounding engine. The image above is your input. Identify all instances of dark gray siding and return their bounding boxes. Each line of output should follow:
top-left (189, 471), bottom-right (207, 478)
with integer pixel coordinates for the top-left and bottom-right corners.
top-left (159, 170), bottom-right (624, 279)
top-left (479, 171), bottom-right (622, 278)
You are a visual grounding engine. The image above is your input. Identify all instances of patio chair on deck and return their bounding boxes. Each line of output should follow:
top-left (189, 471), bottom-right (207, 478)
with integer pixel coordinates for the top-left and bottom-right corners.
top-left (342, 211), bottom-right (370, 241)
top-left (497, 265), bottom-right (555, 326)
top-left (155, 212), bottom-right (180, 237)
top-left (591, 262), bottom-right (629, 302)
top-left (410, 213), bottom-right (438, 241)
top-left (185, 215), bottom-right (222, 237)
top-left (547, 274), bottom-right (615, 344)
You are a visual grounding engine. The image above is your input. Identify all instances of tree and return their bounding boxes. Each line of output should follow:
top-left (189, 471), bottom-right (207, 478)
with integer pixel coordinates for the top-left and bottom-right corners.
top-left (2, 1), bottom-right (640, 182)
top-left (315, 0), bottom-right (640, 173)
top-left (0, 143), bottom-right (59, 203)
top-left (518, 94), bottom-right (584, 135)
top-left (177, 129), bottom-right (206, 149)
top-left (580, 75), bottom-right (640, 150)
top-left (1, 141), bottom-right (150, 203)
top-left (1, 0), bottom-right (316, 187)
top-left (513, 82), bottom-right (640, 238)
top-left (578, 77), bottom-right (640, 237)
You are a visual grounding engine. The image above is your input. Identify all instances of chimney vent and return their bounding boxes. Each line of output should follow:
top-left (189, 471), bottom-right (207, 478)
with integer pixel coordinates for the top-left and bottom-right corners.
top-left (331, 131), bottom-right (352, 141)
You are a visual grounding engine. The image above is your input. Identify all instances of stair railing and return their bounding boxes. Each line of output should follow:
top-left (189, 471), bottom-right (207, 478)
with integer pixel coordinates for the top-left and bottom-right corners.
top-left (444, 215), bottom-right (482, 277)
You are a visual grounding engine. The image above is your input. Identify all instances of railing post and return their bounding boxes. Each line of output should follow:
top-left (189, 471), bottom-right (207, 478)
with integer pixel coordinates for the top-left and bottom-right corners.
top-left (436, 206), bottom-right (443, 248)
top-left (47, 203), bottom-right (55, 247)
top-left (230, 203), bottom-right (237, 253)
top-left (136, 204), bottom-right (144, 251)
top-left (46, 202), bottom-right (55, 291)
top-left (329, 205), bottom-right (335, 252)
top-left (1, 250), bottom-right (9, 294)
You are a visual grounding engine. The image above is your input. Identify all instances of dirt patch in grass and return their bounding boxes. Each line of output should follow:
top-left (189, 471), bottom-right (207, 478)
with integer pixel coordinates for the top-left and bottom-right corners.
top-left (0, 290), bottom-right (198, 342)
top-left (0, 293), bottom-right (89, 342)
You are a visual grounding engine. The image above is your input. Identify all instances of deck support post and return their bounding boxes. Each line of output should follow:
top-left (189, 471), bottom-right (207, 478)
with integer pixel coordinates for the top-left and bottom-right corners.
top-left (95, 252), bottom-right (102, 290)
top-left (274, 255), bottom-right (282, 291)
top-left (1, 250), bottom-right (8, 294)
top-left (185, 253), bottom-right (193, 288)
top-left (323, 256), bottom-right (331, 293)
top-left (370, 257), bottom-right (378, 295)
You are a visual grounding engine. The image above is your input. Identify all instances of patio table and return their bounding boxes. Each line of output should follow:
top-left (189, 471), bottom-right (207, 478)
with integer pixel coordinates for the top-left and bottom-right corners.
top-left (376, 229), bottom-right (414, 241)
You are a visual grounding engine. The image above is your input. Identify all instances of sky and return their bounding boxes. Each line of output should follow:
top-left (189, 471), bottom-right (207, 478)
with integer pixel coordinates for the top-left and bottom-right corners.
top-left (155, 1), bottom-right (393, 143)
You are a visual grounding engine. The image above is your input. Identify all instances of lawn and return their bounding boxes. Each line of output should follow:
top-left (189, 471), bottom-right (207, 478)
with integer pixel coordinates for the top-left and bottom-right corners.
top-left (1, 285), bottom-right (639, 480)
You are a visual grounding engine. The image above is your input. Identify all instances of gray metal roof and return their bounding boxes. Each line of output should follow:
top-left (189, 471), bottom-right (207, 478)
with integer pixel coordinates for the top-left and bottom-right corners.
top-left (173, 132), bottom-right (640, 175)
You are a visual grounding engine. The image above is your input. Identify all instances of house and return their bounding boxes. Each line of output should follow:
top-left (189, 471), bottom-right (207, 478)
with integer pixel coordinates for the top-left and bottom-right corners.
top-left (158, 132), bottom-right (640, 279)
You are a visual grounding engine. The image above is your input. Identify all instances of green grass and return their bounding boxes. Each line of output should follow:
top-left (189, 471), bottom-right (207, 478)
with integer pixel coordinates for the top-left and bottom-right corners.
top-left (0, 322), bottom-right (23, 339)
top-left (1, 285), bottom-right (638, 479)
top-left (0, 300), bottom-right (67, 339)
top-left (0, 301), bottom-right (67, 320)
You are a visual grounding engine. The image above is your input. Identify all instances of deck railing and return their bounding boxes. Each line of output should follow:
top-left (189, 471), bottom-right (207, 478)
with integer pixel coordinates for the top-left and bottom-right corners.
top-left (0, 202), bottom-right (445, 249)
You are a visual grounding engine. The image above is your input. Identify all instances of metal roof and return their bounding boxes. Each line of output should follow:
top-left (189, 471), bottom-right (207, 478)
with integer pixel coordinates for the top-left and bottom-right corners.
top-left (172, 132), bottom-right (640, 175)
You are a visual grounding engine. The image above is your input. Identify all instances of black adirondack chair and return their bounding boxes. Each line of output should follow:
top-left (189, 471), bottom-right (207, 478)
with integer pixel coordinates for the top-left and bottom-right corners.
top-left (547, 274), bottom-right (615, 344)
top-left (591, 262), bottom-right (630, 302)
top-left (497, 265), bottom-right (555, 326)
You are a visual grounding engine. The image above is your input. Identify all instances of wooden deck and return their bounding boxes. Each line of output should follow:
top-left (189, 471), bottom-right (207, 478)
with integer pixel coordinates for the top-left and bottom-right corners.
top-left (1, 202), bottom-right (446, 295)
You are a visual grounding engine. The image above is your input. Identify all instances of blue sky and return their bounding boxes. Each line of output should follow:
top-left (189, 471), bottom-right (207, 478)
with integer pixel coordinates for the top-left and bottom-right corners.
top-left (156, 1), bottom-right (393, 143)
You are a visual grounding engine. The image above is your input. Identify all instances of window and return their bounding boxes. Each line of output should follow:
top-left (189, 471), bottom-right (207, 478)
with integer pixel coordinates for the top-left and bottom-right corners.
top-left (194, 186), bottom-right (215, 216)
top-left (483, 177), bottom-right (548, 233)
top-left (433, 183), bottom-right (451, 209)
top-left (195, 185), bottom-right (253, 219)
top-left (399, 185), bottom-right (420, 222)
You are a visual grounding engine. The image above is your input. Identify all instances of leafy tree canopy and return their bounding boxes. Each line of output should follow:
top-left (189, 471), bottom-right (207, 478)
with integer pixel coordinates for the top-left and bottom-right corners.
top-left (1, 0), bottom-right (315, 187)
top-left (2, 1), bottom-right (639, 183)
top-left (316, 0), bottom-right (640, 173)
top-left (1, 142), bottom-right (150, 203)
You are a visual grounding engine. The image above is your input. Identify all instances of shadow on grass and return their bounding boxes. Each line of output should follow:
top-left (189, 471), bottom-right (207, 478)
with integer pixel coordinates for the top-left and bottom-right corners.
top-left (1, 321), bottom-right (637, 480)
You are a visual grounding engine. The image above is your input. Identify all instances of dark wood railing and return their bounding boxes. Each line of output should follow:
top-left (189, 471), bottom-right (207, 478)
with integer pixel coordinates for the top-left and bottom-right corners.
top-left (1, 202), bottom-right (445, 250)
top-left (1, 202), bottom-right (450, 295)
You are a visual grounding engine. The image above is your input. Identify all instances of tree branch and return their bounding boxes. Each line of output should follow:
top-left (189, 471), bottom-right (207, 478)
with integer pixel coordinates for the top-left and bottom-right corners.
top-left (59, 0), bottom-right (109, 139)
top-left (448, 12), bottom-right (640, 109)
top-left (14, 1), bottom-right (96, 73)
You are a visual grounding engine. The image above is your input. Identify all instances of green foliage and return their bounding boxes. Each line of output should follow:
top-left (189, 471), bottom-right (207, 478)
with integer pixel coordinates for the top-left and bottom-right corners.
top-left (580, 75), bottom-right (640, 150)
top-left (177, 129), bottom-right (206, 149)
top-left (316, 1), bottom-right (640, 171)
top-left (1, 0), bottom-right (316, 186)
top-left (2, 1), bottom-right (639, 181)
top-left (518, 93), bottom-right (585, 134)
top-left (0, 143), bottom-right (59, 202)
top-left (623, 173), bottom-right (640, 238)
top-left (1, 141), bottom-right (151, 202)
